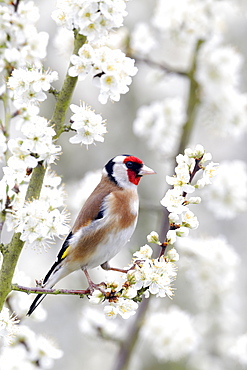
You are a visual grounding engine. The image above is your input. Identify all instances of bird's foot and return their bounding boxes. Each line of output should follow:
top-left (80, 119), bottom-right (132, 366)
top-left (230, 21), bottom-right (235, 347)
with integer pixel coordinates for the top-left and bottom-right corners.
top-left (87, 281), bottom-right (107, 295)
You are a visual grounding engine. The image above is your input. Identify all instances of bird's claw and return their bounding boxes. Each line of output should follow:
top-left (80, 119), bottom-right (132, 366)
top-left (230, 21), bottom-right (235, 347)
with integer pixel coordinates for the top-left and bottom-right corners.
top-left (88, 281), bottom-right (107, 295)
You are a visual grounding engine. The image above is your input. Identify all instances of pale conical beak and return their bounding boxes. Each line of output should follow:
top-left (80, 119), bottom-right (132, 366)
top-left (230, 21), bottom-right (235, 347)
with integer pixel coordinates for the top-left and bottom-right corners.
top-left (139, 164), bottom-right (156, 176)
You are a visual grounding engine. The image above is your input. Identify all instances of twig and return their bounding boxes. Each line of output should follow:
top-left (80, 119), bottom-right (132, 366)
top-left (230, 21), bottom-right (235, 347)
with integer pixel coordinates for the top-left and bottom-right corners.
top-left (13, 0), bottom-right (20, 12)
top-left (131, 55), bottom-right (188, 77)
top-left (11, 284), bottom-right (89, 297)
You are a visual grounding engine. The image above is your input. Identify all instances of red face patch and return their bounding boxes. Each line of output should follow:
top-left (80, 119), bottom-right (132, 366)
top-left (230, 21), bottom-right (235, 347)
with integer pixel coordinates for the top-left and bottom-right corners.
top-left (127, 171), bottom-right (141, 185)
top-left (124, 156), bottom-right (143, 185)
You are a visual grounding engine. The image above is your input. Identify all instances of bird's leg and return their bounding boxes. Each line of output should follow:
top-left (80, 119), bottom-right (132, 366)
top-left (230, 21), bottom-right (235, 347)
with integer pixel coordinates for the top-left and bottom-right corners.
top-left (82, 267), bottom-right (106, 295)
top-left (101, 262), bottom-right (129, 274)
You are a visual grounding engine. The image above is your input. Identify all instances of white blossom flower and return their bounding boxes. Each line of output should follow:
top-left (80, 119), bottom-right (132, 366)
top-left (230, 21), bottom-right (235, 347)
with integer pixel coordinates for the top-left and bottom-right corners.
top-left (184, 144), bottom-right (208, 161)
top-left (147, 231), bottom-right (160, 245)
top-left (133, 244), bottom-right (153, 259)
top-left (168, 212), bottom-right (180, 223)
top-left (68, 54), bottom-right (92, 80)
top-left (175, 226), bottom-right (189, 238)
top-left (7, 116), bottom-right (60, 170)
top-left (182, 210), bottom-right (199, 229)
top-left (196, 161), bottom-right (218, 188)
top-left (161, 188), bottom-right (187, 214)
top-left (52, 0), bottom-right (128, 41)
top-left (20, 116), bottom-right (57, 158)
top-left (14, 199), bottom-right (70, 252)
top-left (7, 138), bottom-right (38, 170)
top-left (187, 196), bottom-right (201, 205)
top-left (0, 1), bottom-right (49, 70)
top-left (104, 305), bottom-right (119, 319)
top-left (130, 251), bottom-right (177, 298)
top-left (0, 307), bottom-right (19, 347)
top-left (166, 162), bottom-right (195, 194)
top-left (167, 248), bottom-right (179, 262)
top-left (69, 102), bottom-right (106, 146)
top-left (104, 298), bottom-right (138, 320)
top-left (88, 290), bottom-right (105, 305)
top-left (8, 68), bottom-right (58, 107)
top-left (166, 229), bottom-right (177, 245)
top-left (115, 298), bottom-right (139, 319)
top-left (69, 44), bottom-right (137, 104)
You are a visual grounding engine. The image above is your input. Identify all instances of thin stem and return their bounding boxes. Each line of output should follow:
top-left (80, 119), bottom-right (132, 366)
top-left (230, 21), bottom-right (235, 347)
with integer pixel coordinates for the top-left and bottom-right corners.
top-left (132, 55), bottom-right (188, 77)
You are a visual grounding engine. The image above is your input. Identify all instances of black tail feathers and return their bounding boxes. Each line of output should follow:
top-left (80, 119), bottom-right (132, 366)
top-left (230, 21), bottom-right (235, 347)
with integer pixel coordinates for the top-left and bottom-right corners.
top-left (27, 231), bottom-right (73, 316)
top-left (27, 293), bottom-right (47, 316)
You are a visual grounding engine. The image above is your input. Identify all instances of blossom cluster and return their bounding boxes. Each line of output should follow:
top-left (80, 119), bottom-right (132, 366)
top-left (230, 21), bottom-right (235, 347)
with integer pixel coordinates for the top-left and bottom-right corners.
top-left (7, 171), bottom-right (70, 252)
top-left (69, 43), bottom-right (137, 104)
top-left (51, 0), bottom-right (129, 42)
top-left (69, 103), bottom-right (107, 146)
top-left (0, 1), bottom-right (48, 75)
top-left (8, 68), bottom-right (58, 108)
top-left (161, 145), bottom-right (218, 245)
top-left (133, 97), bottom-right (186, 156)
top-left (89, 243), bottom-right (178, 319)
top-left (8, 116), bottom-right (60, 171)
top-left (14, 198), bottom-right (69, 252)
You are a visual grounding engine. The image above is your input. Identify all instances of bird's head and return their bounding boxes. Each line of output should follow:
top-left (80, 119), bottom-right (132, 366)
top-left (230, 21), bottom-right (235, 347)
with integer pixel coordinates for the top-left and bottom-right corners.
top-left (103, 155), bottom-right (156, 188)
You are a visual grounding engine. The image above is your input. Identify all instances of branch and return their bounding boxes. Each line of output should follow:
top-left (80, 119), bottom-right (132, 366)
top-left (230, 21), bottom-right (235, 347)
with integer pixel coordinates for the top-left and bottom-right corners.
top-left (11, 284), bottom-right (89, 297)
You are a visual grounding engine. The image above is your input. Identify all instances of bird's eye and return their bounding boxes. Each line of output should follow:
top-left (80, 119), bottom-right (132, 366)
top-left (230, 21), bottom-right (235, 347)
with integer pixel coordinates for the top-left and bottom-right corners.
top-left (125, 161), bottom-right (134, 169)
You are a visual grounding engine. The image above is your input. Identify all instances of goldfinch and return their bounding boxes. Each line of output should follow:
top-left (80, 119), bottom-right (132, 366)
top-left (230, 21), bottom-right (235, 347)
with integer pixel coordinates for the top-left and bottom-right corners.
top-left (27, 155), bottom-right (155, 316)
